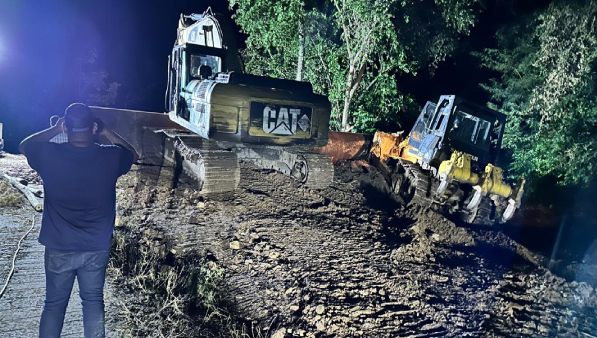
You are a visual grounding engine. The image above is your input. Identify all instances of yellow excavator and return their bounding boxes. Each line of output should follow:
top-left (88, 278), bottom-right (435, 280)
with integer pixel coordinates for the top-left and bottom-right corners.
top-left (89, 8), bottom-right (334, 193)
top-left (370, 95), bottom-right (525, 225)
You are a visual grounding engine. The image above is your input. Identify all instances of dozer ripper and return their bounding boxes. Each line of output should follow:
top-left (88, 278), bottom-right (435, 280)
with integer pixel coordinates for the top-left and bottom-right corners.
top-left (93, 9), bottom-right (334, 193)
top-left (370, 95), bottom-right (525, 225)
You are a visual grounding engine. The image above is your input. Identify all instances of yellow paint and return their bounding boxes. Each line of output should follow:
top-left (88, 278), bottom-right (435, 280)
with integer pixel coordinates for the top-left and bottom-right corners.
top-left (370, 131), bottom-right (420, 163)
top-left (479, 164), bottom-right (512, 198)
top-left (437, 151), bottom-right (480, 185)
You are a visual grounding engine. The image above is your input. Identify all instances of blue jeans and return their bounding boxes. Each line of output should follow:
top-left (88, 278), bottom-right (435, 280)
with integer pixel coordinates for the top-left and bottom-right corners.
top-left (39, 248), bottom-right (110, 338)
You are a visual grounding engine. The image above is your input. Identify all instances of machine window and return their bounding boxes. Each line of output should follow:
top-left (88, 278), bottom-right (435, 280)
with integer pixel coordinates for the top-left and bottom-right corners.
top-left (190, 54), bottom-right (222, 78)
top-left (449, 111), bottom-right (493, 149)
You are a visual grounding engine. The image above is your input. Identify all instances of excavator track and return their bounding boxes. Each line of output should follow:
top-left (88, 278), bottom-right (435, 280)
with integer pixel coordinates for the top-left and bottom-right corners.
top-left (139, 129), bottom-right (332, 194)
top-left (174, 136), bottom-right (240, 194)
top-left (234, 146), bottom-right (334, 190)
top-left (139, 129), bottom-right (239, 194)
top-left (299, 153), bottom-right (335, 189)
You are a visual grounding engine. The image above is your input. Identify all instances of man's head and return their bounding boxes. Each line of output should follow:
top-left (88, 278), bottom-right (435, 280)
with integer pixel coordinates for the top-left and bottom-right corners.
top-left (64, 103), bottom-right (97, 146)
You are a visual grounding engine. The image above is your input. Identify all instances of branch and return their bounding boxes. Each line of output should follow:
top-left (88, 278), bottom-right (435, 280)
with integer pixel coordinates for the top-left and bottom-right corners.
top-left (2, 174), bottom-right (43, 212)
top-left (348, 63), bottom-right (367, 100)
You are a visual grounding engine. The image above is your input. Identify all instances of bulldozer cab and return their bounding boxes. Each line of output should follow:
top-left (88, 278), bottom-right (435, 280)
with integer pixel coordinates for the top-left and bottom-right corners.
top-left (408, 95), bottom-right (505, 167)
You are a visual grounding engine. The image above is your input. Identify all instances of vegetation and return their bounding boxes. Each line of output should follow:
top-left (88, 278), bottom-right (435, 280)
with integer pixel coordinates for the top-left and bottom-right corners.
top-left (229, 0), bottom-right (479, 132)
top-left (477, 0), bottom-right (597, 186)
top-left (230, 0), bottom-right (597, 185)
top-left (0, 180), bottom-right (24, 208)
top-left (110, 221), bottom-right (269, 337)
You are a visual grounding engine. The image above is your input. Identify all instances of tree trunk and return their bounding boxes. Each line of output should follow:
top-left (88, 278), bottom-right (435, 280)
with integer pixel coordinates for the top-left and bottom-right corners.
top-left (296, 21), bottom-right (305, 82)
top-left (341, 87), bottom-right (351, 131)
top-left (341, 64), bottom-right (366, 131)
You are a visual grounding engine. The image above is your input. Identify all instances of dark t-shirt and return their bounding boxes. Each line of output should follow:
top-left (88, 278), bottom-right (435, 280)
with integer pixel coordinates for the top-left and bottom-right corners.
top-left (24, 142), bottom-right (134, 251)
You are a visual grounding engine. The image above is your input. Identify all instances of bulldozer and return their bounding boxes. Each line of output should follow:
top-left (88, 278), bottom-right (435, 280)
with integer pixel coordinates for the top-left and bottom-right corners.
top-left (91, 8), bottom-right (334, 193)
top-left (370, 95), bottom-right (525, 225)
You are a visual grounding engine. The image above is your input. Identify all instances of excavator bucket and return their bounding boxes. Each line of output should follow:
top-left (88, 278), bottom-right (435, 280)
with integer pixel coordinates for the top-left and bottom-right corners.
top-left (315, 131), bottom-right (373, 163)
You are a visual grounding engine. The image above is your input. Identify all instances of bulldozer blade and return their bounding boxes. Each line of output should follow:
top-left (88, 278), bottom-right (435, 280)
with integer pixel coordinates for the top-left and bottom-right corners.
top-left (315, 131), bottom-right (372, 163)
top-left (89, 107), bottom-right (181, 158)
top-left (370, 131), bottom-right (405, 162)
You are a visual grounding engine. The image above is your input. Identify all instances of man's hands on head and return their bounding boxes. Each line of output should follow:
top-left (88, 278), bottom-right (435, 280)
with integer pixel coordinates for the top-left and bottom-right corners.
top-left (94, 118), bottom-right (106, 136)
top-left (19, 116), bottom-right (65, 154)
top-left (49, 116), bottom-right (65, 130)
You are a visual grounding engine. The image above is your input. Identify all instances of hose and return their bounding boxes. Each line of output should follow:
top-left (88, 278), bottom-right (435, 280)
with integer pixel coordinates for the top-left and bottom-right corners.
top-left (0, 215), bottom-right (37, 299)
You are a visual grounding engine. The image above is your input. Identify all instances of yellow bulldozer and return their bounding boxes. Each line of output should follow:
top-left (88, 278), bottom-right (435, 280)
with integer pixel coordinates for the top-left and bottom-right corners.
top-left (370, 95), bottom-right (525, 225)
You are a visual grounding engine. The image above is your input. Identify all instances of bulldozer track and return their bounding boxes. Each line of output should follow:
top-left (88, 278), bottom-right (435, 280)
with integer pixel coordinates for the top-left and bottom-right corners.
top-left (462, 199), bottom-right (496, 226)
top-left (401, 161), bottom-right (437, 206)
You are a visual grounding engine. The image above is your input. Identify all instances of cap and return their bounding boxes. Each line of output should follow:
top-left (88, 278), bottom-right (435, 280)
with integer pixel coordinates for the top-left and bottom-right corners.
top-left (64, 103), bottom-right (94, 133)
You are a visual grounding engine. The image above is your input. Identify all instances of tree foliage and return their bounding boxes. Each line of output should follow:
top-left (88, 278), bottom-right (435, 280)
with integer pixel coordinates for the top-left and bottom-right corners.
top-left (477, 0), bottom-right (597, 186)
top-left (229, 0), bottom-right (478, 132)
top-left (76, 46), bottom-right (121, 107)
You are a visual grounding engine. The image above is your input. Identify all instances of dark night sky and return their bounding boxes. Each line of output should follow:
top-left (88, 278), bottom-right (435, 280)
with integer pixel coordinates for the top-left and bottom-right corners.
top-left (0, 0), bottom-right (550, 153)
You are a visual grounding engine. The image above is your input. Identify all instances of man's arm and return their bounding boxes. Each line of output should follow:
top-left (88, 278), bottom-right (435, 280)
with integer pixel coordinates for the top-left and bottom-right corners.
top-left (19, 119), bottom-right (64, 155)
top-left (101, 128), bottom-right (140, 163)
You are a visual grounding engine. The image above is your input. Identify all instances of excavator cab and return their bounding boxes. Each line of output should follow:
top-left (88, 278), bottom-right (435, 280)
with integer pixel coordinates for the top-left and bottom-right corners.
top-left (165, 9), bottom-right (330, 144)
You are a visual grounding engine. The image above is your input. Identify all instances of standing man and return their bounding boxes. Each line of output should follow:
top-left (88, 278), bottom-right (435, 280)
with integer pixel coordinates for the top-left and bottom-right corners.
top-left (19, 103), bottom-right (138, 338)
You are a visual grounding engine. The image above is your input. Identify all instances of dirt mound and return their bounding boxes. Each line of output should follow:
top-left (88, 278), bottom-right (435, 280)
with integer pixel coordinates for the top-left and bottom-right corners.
top-left (391, 210), bottom-right (476, 263)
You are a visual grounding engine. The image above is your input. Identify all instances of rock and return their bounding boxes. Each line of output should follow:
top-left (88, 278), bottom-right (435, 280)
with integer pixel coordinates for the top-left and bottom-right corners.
top-left (315, 305), bottom-right (325, 315)
top-left (316, 321), bottom-right (326, 331)
top-left (290, 305), bottom-right (300, 312)
top-left (188, 215), bottom-right (199, 224)
top-left (271, 328), bottom-right (286, 338)
top-left (230, 241), bottom-right (241, 250)
top-left (197, 201), bottom-right (206, 209)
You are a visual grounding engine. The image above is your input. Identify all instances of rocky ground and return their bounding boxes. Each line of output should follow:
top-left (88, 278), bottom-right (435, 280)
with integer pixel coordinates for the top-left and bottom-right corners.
top-left (113, 159), bottom-right (597, 337)
top-left (2, 152), bottom-right (597, 337)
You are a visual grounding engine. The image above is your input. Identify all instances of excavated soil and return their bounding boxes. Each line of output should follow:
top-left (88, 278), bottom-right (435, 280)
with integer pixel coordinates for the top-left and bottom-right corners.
top-left (113, 160), bottom-right (597, 337)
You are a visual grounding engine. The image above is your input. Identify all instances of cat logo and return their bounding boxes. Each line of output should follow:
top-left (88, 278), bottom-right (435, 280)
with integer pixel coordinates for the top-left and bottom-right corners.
top-left (262, 106), bottom-right (311, 135)
top-left (249, 102), bottom-right (312, 138)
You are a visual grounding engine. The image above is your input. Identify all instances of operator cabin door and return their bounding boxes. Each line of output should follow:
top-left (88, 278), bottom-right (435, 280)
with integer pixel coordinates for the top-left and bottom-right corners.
top-left (419, 96), bottom-right (454, 164)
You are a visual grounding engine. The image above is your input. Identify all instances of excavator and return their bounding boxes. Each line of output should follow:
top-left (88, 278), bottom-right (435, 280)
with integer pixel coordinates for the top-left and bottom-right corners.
top-left (90, 8), bottom-right (334, 193)
top-left (370, 95), bottom-right (525, 225)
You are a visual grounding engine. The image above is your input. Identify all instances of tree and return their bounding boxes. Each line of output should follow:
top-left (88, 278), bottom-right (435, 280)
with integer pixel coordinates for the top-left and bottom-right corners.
top-left (229, 0), bottom-right (479, 132)
top-left (477, 0), bottom-right (597, 186)
top-left (76, 46), bottom-right (121, 107)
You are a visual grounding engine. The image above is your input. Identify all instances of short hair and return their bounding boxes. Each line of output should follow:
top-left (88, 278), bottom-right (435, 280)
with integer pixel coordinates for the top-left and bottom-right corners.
top-left (64, 103), bottom-right (94, 133)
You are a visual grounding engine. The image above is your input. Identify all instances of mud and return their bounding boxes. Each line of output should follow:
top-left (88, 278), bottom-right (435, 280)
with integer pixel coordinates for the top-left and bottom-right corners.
top-left (112, 160), bottom-right (597, 337)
